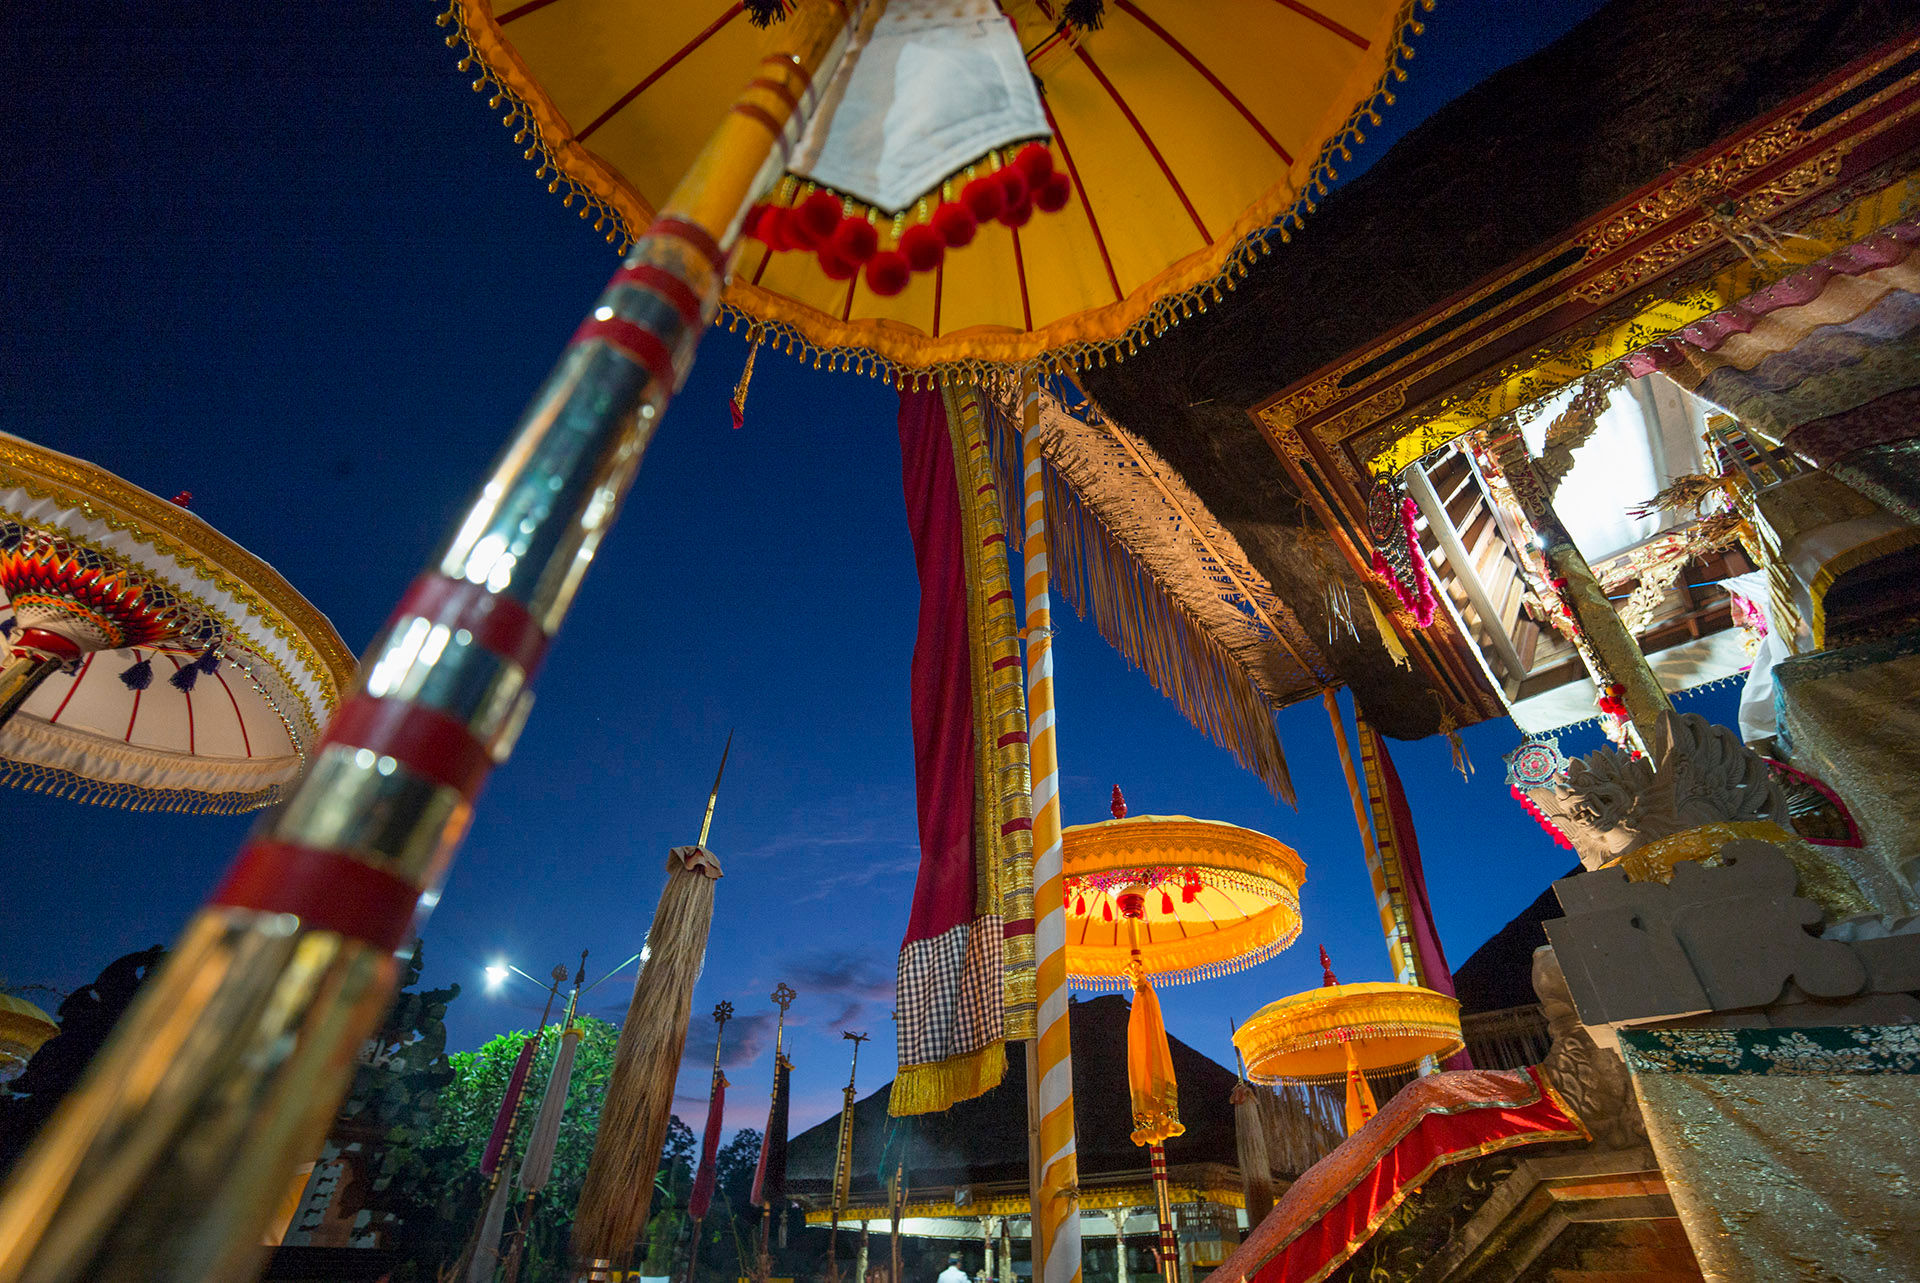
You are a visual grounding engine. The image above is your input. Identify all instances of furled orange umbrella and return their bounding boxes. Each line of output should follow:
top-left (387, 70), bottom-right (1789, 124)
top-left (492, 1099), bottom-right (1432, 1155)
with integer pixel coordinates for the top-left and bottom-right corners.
top-left (1233, 948), bottom-right (1462, 1135)
top-left (444, 0), bottom-right (1429, 379)
top-left (1064, 786), bottom-right (1307, 1283)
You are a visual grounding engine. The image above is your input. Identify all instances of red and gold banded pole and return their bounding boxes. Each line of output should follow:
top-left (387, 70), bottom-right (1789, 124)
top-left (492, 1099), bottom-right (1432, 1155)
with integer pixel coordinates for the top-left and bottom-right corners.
top-left (1148, 1143), bottom-right (1176, 1283)
top-left (1019, 375), bottom-right (1082, 1283)
top-left (0, 7), bottom-right (863, 1282)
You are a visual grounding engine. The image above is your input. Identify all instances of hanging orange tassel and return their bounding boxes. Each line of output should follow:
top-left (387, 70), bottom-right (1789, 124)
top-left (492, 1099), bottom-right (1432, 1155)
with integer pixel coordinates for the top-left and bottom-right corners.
top-left (1127, 969), bottom-right (1183, 1145)
top-left (729, 332), bottom-right (760, 430)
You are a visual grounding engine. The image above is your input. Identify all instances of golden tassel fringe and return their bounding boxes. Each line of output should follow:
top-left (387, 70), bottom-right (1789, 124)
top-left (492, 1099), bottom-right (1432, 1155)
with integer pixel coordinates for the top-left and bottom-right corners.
top-left (888, 1041), bottom-right (1008, 1118)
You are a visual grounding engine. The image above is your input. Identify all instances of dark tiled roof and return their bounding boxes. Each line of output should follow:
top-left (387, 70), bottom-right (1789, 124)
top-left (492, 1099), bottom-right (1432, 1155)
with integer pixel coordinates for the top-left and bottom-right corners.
top-left (785, 995), bottom-right (1241, 1198)
top-left (1450, 874), bottom-right (1575, 1015)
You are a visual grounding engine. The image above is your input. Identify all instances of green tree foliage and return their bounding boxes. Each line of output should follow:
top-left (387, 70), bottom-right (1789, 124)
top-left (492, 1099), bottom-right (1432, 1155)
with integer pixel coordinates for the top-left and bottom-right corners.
top-left (357, 944), bottom-right (460, 1225)
top-left (693, 1127), bottom-right (763, 1283)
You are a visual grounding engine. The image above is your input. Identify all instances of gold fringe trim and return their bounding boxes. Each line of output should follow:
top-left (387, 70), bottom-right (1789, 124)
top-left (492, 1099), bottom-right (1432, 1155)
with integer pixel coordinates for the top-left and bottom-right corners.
top-left (0, 757), bottom-right (282, 815)
top-left (976, 392), bottom-right (1307, 801)
top-left (441, 0), bottom-right (1436, 380)
top-left (945, 383), bottom-right (1038, 1042)
top-left (888, 1040), bottom-right (1007, 1117)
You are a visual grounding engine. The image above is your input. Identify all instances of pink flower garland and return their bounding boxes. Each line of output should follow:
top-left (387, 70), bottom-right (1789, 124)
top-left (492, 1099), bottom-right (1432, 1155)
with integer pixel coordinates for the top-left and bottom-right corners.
top-left (1371, 496), bottom-right (1436, 627)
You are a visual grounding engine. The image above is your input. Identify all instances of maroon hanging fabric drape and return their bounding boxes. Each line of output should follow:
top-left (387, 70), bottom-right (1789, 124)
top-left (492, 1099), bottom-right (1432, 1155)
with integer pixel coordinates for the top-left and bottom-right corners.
top-left (889, 387), bottom-right (1005, 1113)
top-left (688, 1070), bottom-right (727, 1219)
top-left (1365, 723), bottom-right (1473, 1071)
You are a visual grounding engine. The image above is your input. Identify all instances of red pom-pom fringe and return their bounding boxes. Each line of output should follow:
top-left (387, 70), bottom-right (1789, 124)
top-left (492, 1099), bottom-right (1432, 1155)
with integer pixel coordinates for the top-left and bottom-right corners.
top-left (1034, 172), bottom-right (1072, 213)
top-left (865, 250), bottom-right (910, 296)
top-left (932, 202), bottom-right (977, 248)
top-left (961, 175), bottom-right (1004, 222)
top-left (832, 215), bottom-right (878, 264)
top-left (794, 191), bottom-right (842, 246)
top-left (817, 248), bottom-right (858, 281)
top-left (899, 223), bottom-right (945, 272)
top-left (1014, 143), bottom-right (1054, 185)
top-left (998, 166), bottom-right (1029, 210)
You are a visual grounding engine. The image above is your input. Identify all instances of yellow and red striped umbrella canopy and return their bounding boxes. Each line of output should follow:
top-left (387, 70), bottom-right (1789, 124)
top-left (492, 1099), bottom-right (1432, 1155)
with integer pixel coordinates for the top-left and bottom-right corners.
top-left (1061, 813), bottom-right (1306, 988)
top-left (446, 0), bottom-right (1424, 376)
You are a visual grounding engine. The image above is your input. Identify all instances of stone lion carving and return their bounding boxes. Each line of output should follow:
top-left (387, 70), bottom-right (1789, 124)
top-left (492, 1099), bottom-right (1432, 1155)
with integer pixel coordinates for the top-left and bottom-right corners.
top-left (1528, 710), bottom-right (1786, 870)
top-left (1533, 946), bottom-right (1645, 1150)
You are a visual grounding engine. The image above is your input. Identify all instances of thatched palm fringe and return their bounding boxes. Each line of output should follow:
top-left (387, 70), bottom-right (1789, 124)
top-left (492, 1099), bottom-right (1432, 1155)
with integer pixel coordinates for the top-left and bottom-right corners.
top-left (980, 386), bottom-right (1305, 801)
top-left (1042, 466), bottom-right (1295, 801)
top-left (1261, 1081), bottom-right (1347, 1178)
top-left (1231, 1082), bottom-right (1277, 1226)
top-left (570, 861), bottom-right (717, 1270)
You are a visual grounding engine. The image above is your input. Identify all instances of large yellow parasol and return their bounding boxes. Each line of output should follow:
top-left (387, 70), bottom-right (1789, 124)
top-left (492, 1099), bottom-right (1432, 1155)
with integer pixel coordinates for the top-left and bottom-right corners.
top-left (1063, 787), bottom-right (1307, 1283)
top-left (1063, 792), bottom-right (1307, 990)
top-left (1233, 948), bottom-right (1461, 1134)
top-left (445, 0), bottom-right (1427, 376)
top-left (0, 433), bottom-right (355, 814)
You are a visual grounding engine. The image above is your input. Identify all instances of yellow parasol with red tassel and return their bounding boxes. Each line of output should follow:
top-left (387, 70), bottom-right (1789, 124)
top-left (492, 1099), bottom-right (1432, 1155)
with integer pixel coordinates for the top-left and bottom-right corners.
top-left (1232, 947), bottom-right (1462, 1135)
top-left (442, 0), bottom-right (1430, 384)
top-left (1063, 786), bottom-right (1306, 1283)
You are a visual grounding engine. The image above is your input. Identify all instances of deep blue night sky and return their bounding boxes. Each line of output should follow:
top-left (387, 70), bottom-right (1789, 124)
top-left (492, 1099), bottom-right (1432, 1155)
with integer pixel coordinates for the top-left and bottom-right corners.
top-left (2, 0), bottom-right (1734, 1137)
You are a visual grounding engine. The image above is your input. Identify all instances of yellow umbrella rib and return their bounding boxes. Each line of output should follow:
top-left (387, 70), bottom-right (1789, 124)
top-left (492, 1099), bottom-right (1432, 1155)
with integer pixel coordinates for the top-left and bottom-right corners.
top-left (572, 5), bottom-right (742, 146)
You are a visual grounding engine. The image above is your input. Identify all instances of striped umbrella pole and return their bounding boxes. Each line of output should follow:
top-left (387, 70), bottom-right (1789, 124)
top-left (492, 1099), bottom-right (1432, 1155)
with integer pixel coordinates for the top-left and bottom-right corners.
top-left (1020, 376), bottom-right (1083, 1283)
top-left (1148, 1143), bottom-right (1177, 1283)
top-left (0, 8), bottom-right (863, 1281)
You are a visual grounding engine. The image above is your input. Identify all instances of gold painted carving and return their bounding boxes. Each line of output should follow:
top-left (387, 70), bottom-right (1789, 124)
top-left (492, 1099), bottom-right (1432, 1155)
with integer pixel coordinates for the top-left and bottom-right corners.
top-left (1572, 147), bottom-right (1851, 305)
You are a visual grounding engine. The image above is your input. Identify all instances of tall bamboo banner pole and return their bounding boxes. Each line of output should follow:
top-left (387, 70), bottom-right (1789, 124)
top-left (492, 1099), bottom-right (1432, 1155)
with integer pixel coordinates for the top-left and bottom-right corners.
top-left (1321, 689), bottom-right (1416, 986)
top-left (828, 1030), bottom-right (869, 1283)
top-left (1019, 375), bottom-right (1083, 1283)
top-left (0, 8), bottom-right (861, 1281)
top-left (682, 1002), bottom-right (734, 1283)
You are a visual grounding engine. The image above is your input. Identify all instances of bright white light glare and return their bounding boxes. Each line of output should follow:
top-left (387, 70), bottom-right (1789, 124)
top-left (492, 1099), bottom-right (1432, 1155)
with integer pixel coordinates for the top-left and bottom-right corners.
top-left (484, 963), bottom-right (510, 992)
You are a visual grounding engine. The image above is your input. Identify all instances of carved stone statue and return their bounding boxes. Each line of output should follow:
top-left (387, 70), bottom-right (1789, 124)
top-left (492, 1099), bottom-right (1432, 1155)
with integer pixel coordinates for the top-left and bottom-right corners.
top-left (1528, 710), bottom-right (1786, 870)
top-left (1532, 946), bottom-right (1645, 1150)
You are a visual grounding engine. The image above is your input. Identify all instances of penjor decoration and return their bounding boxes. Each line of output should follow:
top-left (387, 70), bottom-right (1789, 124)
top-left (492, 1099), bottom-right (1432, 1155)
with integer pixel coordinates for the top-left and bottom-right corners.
top-left (0, 10), bottom-right (851, 1274)
top-left (1233, 948), bottom-right (1463, 1136)
top-left (827, 1029), bottom-right (868, 1283)
top-left (683, 1001), bottom-right (734, 1283)
top-left (1062, 787), bottom-right (1308, 1283)
top-left (570, 735), bottom-right (732, 1278)
top-left (752, 982), bottom-right (798, 1278)
top-left (466, 962), bottom-right (574, 1283)
top-left (500, 952), bottom-right (591, 1283)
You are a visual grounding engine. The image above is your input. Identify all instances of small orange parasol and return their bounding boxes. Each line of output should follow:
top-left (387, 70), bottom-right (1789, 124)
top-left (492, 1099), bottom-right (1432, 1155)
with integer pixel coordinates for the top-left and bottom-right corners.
top-left (1233, 947), bottom-right (1462, 1134)
top-left (1063, 786), bottom-right (1307, 1283)
top-left (0, 994), bottom-right (59, 1083)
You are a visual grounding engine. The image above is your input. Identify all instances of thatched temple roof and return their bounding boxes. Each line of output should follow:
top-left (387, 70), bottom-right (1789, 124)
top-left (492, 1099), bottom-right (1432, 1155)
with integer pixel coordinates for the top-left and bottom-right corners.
top-left (1077, 0), bottom-right (1916, 739)
top-left (784, 995), bottom-right (1242, 1202)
